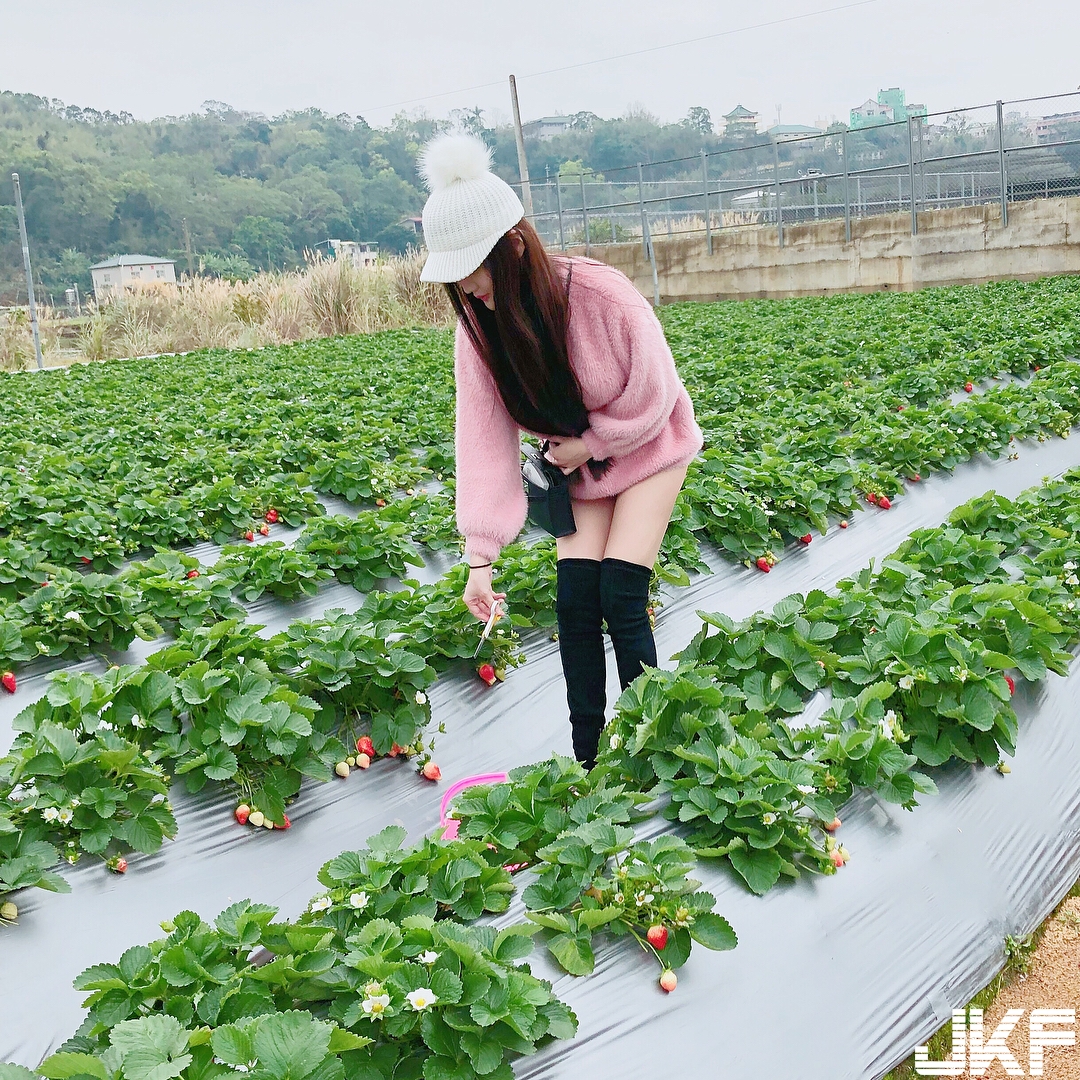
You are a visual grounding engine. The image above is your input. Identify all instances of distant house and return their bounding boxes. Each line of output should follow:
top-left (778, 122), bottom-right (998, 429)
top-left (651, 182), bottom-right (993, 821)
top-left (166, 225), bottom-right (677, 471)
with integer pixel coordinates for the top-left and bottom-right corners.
top-left (767, 123), bottom-right (823, 145)
top-left (522, 116), bottom-right (572, 141)
top-left (849, 98), bottom-right (894, 128)
top-left (723, 105), bottom-right (759, 141)
top-left (329, 240), bottom-right (378, 269)
top-left (90, 255), bottom-right (176, 300)
top-left (398, 216), bottom-right (424, 235)
top-left (850, 88), bottom-right (927, 129)
top-left (1033, 111), bottom-right (1080, 144)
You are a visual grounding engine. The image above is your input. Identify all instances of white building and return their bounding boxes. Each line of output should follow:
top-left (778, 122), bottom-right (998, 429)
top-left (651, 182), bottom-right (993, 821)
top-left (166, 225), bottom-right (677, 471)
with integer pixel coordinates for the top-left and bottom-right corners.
top-left (90, 255), bottom-right (176, 299)
top-left (329, 240), bottom-right (379, 269)
top-left (522, 116), bottom-right (572, 141)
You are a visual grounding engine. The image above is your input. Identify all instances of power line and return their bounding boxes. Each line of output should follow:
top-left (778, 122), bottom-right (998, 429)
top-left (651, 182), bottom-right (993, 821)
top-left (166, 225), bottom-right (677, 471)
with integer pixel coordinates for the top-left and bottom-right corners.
top-left (365, 0), bottom-right (886, 115)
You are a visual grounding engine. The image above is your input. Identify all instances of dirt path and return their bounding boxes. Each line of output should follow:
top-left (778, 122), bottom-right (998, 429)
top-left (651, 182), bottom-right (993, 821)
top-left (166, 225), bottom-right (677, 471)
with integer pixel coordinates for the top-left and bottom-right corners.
top-left (979, 897), bottom-right (1080, 1078)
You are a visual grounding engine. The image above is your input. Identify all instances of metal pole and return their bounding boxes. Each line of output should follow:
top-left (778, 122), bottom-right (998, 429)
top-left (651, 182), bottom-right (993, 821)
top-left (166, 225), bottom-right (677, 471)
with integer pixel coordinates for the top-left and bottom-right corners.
top-left (12, 173), bottom-right (43, 370)
top-left (645, 218), bottom-right (660, 308)
top-left (579, 171), bottom-right (590, 255)
top-left (907, 116), bottom-right (918, 235)
top-left (638, 162), bottom-right (648, 254)
top-left (73, 281), bottom-right (81, 315)
top-left (842, 129), bottom-right (852, 243)
top-left (508, 75), bottom-right (534, 219)
top-left (554, 170), bottom-right (566, 250)
top-left (996, 99), bottom-right (1009, 227)
top-left (702, 150), bottom-right (712, 255)
top-left (772, 138), bottom-right (783, 248)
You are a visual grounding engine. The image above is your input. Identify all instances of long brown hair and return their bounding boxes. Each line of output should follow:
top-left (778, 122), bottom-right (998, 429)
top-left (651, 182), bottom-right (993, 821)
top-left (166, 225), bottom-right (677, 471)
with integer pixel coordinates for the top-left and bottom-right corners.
top-left (446, 219), bottom-right (603, 467)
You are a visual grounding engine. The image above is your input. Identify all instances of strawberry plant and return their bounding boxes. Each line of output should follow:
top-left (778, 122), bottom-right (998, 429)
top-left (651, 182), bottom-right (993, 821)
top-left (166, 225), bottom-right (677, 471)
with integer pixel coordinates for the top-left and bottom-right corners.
top-left (212, 541), bottom-right (333, 602)
top-left (296, 513), bottom-right (425, 589)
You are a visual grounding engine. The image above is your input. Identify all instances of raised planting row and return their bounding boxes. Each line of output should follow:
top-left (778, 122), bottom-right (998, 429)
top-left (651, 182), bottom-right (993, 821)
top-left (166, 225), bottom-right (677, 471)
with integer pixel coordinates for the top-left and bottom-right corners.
top-left (0, 277), bottom-right (1077, 580)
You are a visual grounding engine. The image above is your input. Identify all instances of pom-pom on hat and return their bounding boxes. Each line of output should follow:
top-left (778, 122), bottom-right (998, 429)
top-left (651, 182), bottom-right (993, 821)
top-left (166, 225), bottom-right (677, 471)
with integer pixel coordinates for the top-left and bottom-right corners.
top-left (418, 132), bottom-right (525, 283)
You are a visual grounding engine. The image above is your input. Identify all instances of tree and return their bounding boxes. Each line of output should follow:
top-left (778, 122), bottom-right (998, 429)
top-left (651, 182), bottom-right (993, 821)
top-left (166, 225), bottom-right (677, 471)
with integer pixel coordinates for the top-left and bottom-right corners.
top-left (683, 106), bottom-right (713, 135)
top-left (233, 216), bottom-right (295, 269)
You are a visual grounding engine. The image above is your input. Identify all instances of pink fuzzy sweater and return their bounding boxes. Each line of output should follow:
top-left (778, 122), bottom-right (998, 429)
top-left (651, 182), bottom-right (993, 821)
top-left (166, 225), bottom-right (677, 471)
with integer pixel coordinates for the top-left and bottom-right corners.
top-left (454, 257), bottom-right (703, 564)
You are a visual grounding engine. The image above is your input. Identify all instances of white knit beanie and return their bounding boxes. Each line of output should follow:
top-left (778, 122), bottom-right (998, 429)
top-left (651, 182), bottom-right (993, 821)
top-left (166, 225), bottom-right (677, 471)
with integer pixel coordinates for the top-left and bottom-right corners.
top-left (418, 133), bottom-right (525, 283)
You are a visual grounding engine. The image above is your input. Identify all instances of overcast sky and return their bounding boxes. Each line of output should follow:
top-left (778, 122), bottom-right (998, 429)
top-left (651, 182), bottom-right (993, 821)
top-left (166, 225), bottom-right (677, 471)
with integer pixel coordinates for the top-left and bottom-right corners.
top-left (2, 0), bottom-right (1078, 129)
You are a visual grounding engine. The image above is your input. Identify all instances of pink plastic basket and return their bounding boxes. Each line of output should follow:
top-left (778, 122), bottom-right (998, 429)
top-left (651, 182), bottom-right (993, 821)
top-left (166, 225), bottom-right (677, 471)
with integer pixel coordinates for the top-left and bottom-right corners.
top-left (439, 772), bottom-right (508, 839)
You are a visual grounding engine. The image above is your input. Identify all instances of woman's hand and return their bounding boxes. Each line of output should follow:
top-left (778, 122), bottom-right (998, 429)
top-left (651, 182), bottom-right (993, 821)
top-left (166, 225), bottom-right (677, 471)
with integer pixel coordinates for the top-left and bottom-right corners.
top-left (463, 565), bottom-right (506, 622)
top-left (545, 437), bottom-right (592, 475)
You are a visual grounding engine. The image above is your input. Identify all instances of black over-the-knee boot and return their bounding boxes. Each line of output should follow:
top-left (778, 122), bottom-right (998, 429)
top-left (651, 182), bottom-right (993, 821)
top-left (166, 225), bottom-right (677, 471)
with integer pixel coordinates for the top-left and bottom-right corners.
top-left (600, 558), bottom-right (657, 690)
top-left (556, 558), bottom-right (606, 768)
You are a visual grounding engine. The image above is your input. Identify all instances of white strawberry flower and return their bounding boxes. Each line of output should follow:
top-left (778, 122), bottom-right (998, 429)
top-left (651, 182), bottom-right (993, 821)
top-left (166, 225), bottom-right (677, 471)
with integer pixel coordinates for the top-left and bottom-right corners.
top-left (614, 892), bottom-right (624, 904)
top-left (899, 675), bottom-right (915, 690)
top-left (69, 797), bottom-right (80, 808)
top-left (1064, 562), bottom-right (1077, 571)
top-left (64, 611), bottom-right (81, 621)
top-left (57, 808), bottom-right (73, 825)
top-left (418, 950), bottom-right (439, 965)
top-left (131, 713), bottom-right (146, 728)
top-left (362, 993), bottom-right (391, 1018)
top-left (796, 784), bottom-right (817, 795)
top-left (349, 891), bottom-right (369, 910)
top-left (309, 895), bottom-right (332, 912)
top-left (406, 988), bottom-right (438, 1011)
top-left (41, 806), bottom-right (60, 822)
top-left (609, 733), bottom-right (622, 750)
top-left (414, 691), bottom-right (427, 706)
top-left (1067, 574), bottom-right (1079, 587)
top-left (762, 812), bottom-right (777, 826)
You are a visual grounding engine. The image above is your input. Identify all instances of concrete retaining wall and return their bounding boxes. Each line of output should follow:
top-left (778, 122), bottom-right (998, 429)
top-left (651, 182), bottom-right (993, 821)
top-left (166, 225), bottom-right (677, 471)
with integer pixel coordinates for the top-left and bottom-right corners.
top-left (567, 196), bottom-right (1080, 303)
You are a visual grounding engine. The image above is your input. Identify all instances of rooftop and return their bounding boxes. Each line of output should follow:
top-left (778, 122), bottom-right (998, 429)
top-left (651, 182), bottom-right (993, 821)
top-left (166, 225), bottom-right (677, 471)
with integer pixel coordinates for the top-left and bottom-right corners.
top-left (89, 254), bottom-right (176, 269)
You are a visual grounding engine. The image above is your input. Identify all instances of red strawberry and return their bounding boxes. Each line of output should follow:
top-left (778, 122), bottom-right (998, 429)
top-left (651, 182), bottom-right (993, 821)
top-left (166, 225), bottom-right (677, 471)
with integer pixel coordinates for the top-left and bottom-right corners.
top-left (108, 856), bottom-right (128, 874)
top-left (646, 925), bottom-right (669, 951)
top-left (897, 404), bottom-right (906, 411)
top-left (356, 735), bottom-right (376, 758)
top-left (244, 530), bottom-right (255, 542)
top-left (878, 496), bottom-right (892, 510)
top-left (1, 672), bottom-right (15, 694)
top-left (234, 803), bottom-right (251, 825)
top-left (1005, 675), bottom-right (1015, 696)
top-left (866, 493), bottom-right (878, 505)
top-left (186, 569), bottom-right (200, 579)
top-left (964, 381), bottom-right (974, 393)
top-left (756, 557), bottom-right (771, 573)
top-left (1034, 365), bottom-right (1041, 372)
top-left (824, 816), bottom-right (842, 833)
top-left (265, 508), bottom-right (279, 523)
top-left (421, 761), bottom-right (442, 782)
top-left (80, 556), bottom-right (92, 565)
top-left (478, 663), bottom-right (497, 685)
top-left (259, 523), bottom-right (270, 536)
top-left (830, 848), bottom-right (845, 869)
top-left (375, 498), bottom-right (387, 507)
top-left (275, 814), bottom-right (291, 829)
top-left (659, 969), bottom-right (677, 993)
top-left (839, 520), bottom-right (849, 529)
top-left (799, 534), bottom-right (812, 545)
top-left (908, 475), bottom-right (921, 483)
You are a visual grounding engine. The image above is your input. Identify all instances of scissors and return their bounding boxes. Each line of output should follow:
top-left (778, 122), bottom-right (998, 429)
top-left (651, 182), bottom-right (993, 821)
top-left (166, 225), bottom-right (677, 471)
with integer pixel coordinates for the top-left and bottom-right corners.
top-left (473, 599), bottom-right (505, 659)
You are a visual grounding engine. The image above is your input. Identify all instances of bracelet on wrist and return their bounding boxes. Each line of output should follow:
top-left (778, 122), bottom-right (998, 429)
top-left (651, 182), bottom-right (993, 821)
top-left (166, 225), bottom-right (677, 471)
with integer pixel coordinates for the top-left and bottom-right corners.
top-left (468, 561), bottom-right (493, 570)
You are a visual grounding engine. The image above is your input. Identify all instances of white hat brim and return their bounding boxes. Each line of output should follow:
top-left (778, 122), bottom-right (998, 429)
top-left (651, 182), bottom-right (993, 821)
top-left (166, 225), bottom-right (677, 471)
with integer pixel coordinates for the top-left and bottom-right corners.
top-left (419, 231), bottom-right (505, 284)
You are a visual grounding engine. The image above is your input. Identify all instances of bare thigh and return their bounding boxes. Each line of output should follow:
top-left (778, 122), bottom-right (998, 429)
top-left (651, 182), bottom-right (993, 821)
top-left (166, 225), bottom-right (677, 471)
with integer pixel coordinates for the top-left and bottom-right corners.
top-left (556, 496), bottom-right (615, 561)
top-left (604, 462), bottom-right (689, 567)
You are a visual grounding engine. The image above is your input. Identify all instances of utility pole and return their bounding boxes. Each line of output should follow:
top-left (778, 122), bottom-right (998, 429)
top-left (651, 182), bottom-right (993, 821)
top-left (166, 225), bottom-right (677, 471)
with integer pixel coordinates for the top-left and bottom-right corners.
top-left (508, 75), bottom-right (534, 219)
top-left (11, 173), bottom-right (43, 370)
top-left (183, 217), bottom-right (195, 278)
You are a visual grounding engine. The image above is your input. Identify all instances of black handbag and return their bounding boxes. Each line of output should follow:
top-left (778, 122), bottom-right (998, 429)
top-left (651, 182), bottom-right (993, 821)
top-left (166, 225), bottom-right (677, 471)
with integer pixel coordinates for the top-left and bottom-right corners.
top-left (522, 442), bottom-right (577, 537)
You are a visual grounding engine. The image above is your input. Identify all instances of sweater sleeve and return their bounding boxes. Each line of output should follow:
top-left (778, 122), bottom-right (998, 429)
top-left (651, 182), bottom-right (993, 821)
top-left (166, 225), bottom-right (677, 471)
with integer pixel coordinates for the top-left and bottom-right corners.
top-left (578, 289), bottom-right (683, 463)
top-left (453, 323), bottom-right (527, 564)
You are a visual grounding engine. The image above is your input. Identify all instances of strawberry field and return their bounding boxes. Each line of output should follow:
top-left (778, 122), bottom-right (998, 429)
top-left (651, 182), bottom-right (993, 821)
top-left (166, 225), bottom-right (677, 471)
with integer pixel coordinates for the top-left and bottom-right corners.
top-left (2, 275), bottom-right (1080, 1078)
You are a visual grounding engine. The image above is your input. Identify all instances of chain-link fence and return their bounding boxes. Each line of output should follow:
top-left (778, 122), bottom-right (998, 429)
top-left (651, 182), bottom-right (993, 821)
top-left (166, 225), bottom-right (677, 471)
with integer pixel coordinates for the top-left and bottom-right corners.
top-left (515, 91), bottom-right (1080, 254)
